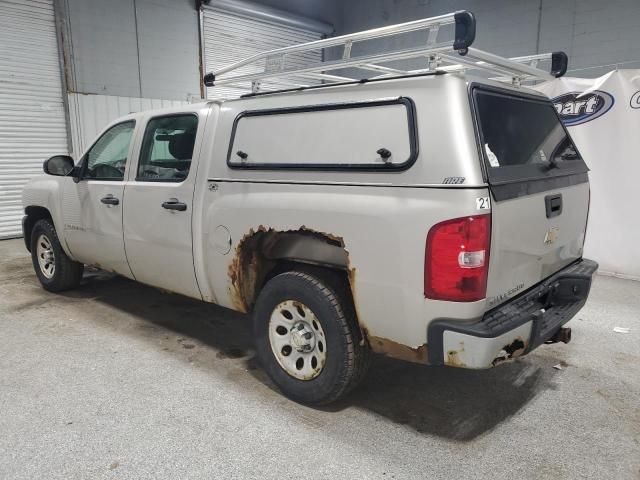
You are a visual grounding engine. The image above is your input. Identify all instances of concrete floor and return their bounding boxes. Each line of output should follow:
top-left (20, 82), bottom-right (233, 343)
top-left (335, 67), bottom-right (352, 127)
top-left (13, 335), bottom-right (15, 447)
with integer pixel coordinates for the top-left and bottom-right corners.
top-left (0, 238), bottom-right (638, 480)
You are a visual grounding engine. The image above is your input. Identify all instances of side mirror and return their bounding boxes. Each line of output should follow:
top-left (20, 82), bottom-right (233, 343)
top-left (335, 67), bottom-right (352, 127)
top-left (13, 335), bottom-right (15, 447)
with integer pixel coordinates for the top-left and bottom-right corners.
top-left (43, 155), bottom-right (75, 177)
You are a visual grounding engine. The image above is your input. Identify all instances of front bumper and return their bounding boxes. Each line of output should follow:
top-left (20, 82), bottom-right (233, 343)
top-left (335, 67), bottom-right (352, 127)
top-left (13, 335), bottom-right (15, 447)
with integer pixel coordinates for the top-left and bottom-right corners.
top-left (427, 258), bottom-right (598, 368)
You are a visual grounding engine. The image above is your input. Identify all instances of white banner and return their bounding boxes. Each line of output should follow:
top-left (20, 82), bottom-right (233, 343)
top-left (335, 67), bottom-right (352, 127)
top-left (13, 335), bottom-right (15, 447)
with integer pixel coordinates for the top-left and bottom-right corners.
top-left (535, 70), bottom-right (640, 280)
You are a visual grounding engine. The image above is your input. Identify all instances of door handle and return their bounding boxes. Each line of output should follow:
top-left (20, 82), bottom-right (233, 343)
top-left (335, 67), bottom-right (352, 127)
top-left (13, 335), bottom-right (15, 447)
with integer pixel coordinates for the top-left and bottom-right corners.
top-left (544, 194), bottom-right (562, 218)
top-left (100, 195), bottom-right (119, 206)
top-left (162, 198), bottom-right (187, 211)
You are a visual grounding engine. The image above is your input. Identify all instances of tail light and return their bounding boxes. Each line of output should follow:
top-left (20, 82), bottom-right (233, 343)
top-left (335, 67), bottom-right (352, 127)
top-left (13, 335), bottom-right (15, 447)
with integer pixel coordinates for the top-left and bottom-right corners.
top-left (424, 214), bottom-right (491, 302)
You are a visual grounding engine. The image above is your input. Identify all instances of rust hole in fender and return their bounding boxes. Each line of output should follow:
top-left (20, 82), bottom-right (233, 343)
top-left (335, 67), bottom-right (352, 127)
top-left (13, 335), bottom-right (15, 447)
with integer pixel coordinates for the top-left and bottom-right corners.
top-left (491, 338), bottom-right (526, 366)
top-left (364, 328), bottom-right (428, 364)
top-left (228, 226), bottom-right (349, 314)
top-left (228, 226), bottom-right (268, 313)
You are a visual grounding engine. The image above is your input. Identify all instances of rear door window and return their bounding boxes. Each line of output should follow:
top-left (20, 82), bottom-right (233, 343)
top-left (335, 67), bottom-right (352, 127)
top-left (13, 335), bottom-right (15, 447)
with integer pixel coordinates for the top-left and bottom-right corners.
top-left (473, 88), bottom-right (588, 186)
top-left (136, 114), bottom-right (198, 182)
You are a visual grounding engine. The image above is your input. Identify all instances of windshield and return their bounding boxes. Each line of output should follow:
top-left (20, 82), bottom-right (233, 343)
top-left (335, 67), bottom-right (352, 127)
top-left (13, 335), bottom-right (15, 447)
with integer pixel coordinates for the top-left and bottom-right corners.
top-left (474, 88), bottom-right (588, 184)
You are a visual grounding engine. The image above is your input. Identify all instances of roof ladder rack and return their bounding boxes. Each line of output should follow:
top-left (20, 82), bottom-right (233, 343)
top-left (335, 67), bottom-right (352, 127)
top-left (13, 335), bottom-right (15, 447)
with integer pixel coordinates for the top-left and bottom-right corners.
top-left (203, 10), bottom-right (568, 95)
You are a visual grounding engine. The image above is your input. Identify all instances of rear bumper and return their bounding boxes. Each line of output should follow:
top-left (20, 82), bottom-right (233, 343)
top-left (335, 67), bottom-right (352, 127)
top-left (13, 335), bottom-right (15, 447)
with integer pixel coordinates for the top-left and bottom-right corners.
top-left (427, 258), bottom-right (598, 368)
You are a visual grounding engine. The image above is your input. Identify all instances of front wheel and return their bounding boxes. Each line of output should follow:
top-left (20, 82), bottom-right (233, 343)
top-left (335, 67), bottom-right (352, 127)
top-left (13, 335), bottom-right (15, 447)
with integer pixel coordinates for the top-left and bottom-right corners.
top-left (253, 271), bottom-right (369, 405)
top-left (30, 219), bottom-right (83, 292)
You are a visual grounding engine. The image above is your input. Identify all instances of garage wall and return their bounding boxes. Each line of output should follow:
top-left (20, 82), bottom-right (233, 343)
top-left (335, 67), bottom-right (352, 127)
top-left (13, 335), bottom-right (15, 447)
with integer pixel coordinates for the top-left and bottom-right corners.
top-left (57, 0), bottom-right (202, 157)
top-left (333, 0), bottom-right (640, 77)
top-left (254, 0), bottom-right (338, 24)
top-left (60, 0), bottom-right (339, 101)
top-left (67, 93), bottom-right (189, 157)
top-left (201, 2), bottom-right (328, 100)
top-left (58, 0), bottom-right (337, 153)
top-left (0, 0), bottom-right (69, 238)
top-left (61, 0), bottom-right (202, 101)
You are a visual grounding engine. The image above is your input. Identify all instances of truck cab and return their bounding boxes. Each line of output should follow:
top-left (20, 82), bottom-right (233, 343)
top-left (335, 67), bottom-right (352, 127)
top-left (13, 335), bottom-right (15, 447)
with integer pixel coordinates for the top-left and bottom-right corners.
top-left (24, 104), bottom-right (212, 299)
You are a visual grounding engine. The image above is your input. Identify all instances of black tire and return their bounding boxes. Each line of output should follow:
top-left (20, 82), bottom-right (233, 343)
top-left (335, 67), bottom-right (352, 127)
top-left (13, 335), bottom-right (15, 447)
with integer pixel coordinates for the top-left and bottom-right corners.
top-left (253, 270), bottom-right (370, 405)
top-left (30, 219), bottom-right (83, 292)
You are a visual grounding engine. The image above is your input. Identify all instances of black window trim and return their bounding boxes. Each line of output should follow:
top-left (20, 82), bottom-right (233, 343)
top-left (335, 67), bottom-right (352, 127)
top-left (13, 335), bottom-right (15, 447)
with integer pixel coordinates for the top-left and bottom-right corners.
top-left (79, 120), bottom-right (137, 182)
top-left (468, 83), bottom-right (589, 200)
top-left (134, 112), bottom-right (200, 183)
top-left (226, 97), bottom-right (419, 172)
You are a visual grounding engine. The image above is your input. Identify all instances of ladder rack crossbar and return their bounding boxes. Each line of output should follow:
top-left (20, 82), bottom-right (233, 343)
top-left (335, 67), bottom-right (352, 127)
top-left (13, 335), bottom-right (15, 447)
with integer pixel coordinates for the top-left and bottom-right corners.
top-left (210, 43), bottom-right (454, 87)
top-left (210, 11), bottom-right (460, 79)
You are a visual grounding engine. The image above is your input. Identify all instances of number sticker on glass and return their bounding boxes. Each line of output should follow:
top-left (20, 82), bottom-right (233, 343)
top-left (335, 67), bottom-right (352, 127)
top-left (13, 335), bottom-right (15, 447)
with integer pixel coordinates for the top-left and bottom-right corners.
top-left (476, 196), bottom-right (490, 210)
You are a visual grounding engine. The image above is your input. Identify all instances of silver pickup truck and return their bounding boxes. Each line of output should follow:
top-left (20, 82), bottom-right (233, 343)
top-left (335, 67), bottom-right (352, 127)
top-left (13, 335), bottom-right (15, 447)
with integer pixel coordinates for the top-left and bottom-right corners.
top-left (21, 11), bottom-right (597, 404)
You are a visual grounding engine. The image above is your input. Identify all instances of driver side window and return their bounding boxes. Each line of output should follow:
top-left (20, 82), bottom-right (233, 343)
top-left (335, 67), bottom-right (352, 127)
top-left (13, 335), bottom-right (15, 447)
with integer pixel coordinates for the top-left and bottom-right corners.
top-left (83, 121), bottom-right (136, 180)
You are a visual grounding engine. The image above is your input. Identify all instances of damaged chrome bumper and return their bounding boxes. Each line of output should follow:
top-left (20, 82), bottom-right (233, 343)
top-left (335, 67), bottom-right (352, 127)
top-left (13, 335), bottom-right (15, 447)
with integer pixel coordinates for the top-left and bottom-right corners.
top-left (427, 258), bottom-right (598, 368)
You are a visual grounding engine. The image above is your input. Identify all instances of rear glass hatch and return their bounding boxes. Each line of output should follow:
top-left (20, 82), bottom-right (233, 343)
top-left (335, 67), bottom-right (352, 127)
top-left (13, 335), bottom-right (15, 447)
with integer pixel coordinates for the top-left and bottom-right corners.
top-left (473, 86), bottom-right (589, 196)
top-left (471, 85), bottom-right (591, 309)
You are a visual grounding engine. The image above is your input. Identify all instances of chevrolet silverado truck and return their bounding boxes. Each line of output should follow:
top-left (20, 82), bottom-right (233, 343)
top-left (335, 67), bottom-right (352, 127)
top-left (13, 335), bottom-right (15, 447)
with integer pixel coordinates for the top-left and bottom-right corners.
top-left (21, 11), bottom-right (597, 404)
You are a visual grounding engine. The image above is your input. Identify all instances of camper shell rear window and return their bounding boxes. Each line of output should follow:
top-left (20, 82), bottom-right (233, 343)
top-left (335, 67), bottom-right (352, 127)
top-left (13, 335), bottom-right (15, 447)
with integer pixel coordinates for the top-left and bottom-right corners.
top-left (472, 86), bottom-right (589, 188)
top-left (226, 97), bottom-right (418, 171)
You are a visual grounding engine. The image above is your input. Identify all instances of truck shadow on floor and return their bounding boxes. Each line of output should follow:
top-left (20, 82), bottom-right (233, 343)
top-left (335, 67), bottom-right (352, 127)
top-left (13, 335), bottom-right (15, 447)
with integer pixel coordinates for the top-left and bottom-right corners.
top-left (60, 270), bottom-right (560, 442)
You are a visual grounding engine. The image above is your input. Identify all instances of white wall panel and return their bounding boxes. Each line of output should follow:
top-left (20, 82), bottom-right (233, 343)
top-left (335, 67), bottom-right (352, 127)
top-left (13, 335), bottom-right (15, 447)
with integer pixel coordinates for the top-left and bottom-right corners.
top-left (63, 0), bottom-right (201, 101)
top-left (67, 93), bottom-right (189, 157)
top-left (133, 0), bottom-right (202, 100)
top-left (0, 0), bottom-right (68, 238)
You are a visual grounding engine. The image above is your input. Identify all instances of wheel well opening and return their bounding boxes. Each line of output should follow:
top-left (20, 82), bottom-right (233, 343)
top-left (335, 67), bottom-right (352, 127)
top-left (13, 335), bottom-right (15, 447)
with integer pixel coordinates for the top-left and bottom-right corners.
top-left (228, 227), bottom-right (353, 315)
top-left (23, 206), bottom-right (52, 251)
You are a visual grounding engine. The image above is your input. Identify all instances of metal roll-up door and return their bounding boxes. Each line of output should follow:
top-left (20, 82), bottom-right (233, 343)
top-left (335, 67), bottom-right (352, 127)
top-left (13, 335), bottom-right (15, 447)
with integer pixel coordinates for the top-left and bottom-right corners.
top-left (0, 0), bottom-right (68, 238)
top-left (201, 5), bottom-right (324, 100)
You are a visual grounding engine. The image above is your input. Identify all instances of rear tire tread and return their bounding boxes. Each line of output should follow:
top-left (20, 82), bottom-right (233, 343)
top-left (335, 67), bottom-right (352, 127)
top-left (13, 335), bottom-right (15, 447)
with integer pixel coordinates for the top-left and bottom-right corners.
top-left (254, 270), bottom-right (370, 404)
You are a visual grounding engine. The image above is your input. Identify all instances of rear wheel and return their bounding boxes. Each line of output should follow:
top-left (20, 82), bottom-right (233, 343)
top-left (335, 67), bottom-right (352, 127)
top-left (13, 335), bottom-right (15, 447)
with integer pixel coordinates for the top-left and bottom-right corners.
top-left (253, 270), bottom-right (369, 405)
top-left (30, 219), bottom-right (83, 292)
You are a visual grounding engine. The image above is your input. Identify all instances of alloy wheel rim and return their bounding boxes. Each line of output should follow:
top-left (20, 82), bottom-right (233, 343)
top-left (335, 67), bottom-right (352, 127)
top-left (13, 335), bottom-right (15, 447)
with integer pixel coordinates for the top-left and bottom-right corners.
top-left (268, 300), bottom-right (327, 380)
top-left (36, 234), bottom-right (55, 279)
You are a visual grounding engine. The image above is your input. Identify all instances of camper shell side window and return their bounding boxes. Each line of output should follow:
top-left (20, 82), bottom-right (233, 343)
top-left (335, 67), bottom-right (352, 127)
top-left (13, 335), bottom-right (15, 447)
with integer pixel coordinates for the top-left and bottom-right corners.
top-left (226, 97), bottom-right (419, 171)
